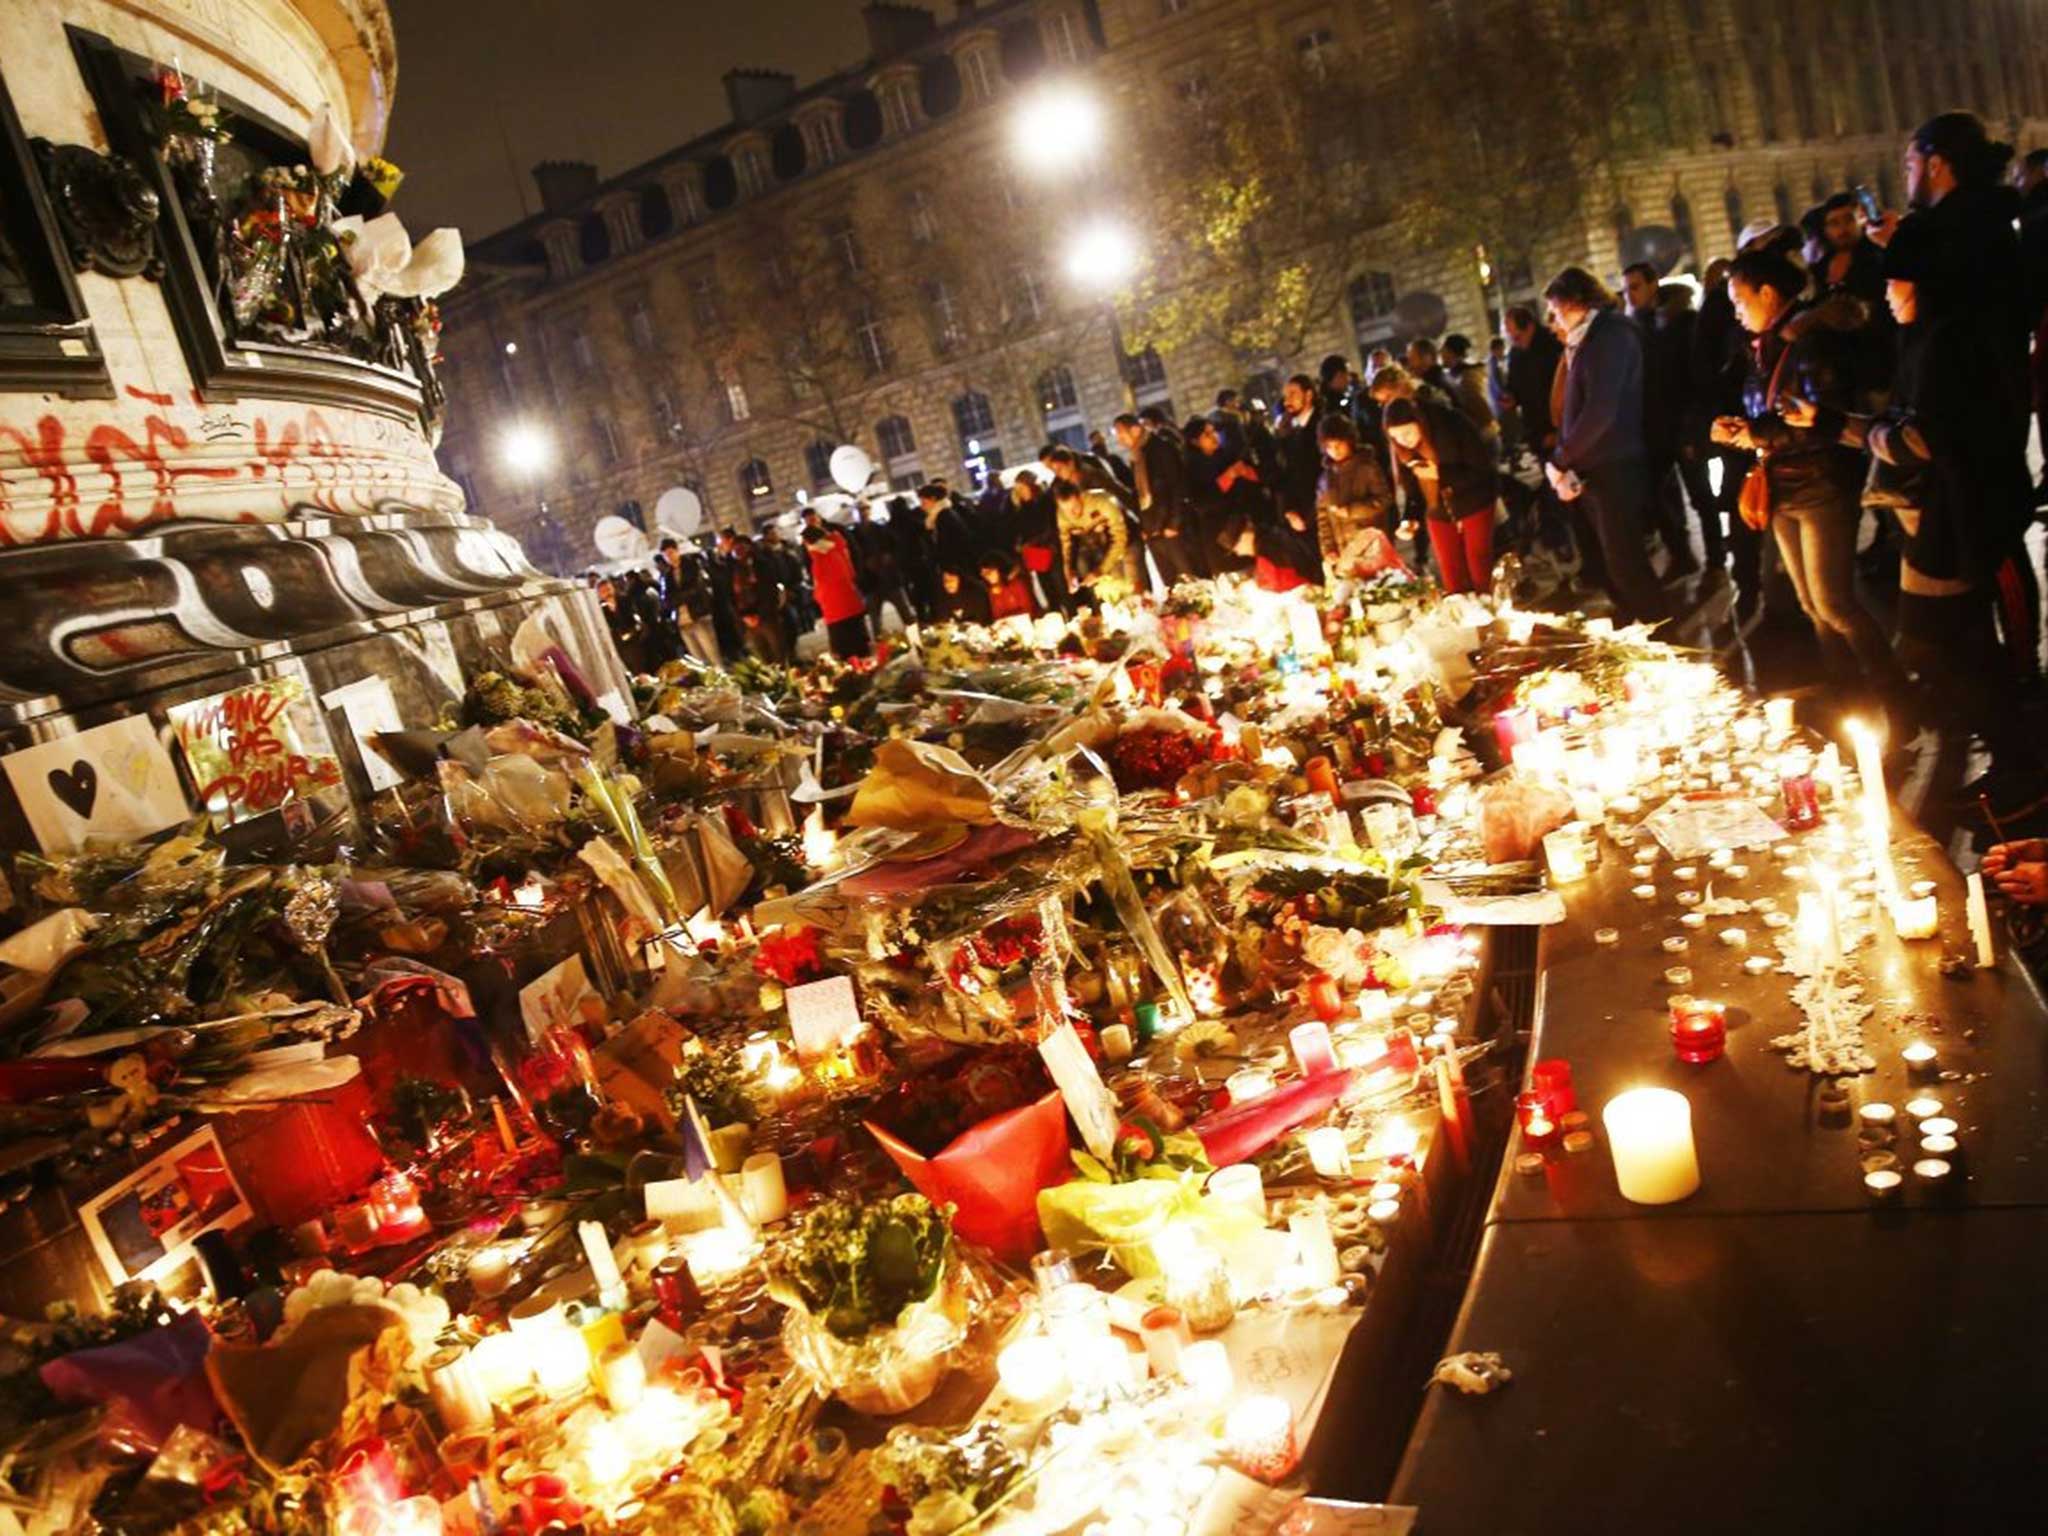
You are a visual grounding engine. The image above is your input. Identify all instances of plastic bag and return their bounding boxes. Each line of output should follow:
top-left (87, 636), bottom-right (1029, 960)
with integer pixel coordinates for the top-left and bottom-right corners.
top-left (1036, 1170), bottom-right (1261, 1279)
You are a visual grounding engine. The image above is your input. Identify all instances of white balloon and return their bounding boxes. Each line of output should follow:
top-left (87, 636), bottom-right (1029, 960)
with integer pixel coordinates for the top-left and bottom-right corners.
top-left (654, 485), bottom-right (703, 536)
top-left (828, 444), bottom-right (875, 493)
top-left (593, 515), bottom-right (651, 563)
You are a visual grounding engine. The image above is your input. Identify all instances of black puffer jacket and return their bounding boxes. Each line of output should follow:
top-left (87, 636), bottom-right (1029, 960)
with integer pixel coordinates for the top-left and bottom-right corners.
top-left (1741, 294), bottom-right (1868, 517)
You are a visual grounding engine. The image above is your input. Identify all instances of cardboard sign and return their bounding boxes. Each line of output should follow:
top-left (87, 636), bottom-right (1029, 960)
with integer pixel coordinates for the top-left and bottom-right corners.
top-left (2, 716), bottom-right (190, 853)
top-left (784, 975), bottom-right (862, 1062)
top-left (322, 676), bottom-right (406, 792)
top-left (1037, 1020), bottom-right (1120, 1160)
top-left (168, 678), bottom-right (342, 824)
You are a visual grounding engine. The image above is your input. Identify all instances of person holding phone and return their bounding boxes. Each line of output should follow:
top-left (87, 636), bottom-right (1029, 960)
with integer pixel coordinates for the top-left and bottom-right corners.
top-left (1711, 248), bottom-right (1909, 721)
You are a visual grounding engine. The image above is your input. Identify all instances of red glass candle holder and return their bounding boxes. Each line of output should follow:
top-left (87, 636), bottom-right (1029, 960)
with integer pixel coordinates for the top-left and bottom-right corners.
top-left (1530, 1059), bottom-right (1576, 1118)
top-left (1669, 997), bottom-right (1727, 1064)
top-left (1515, 1090), bottom-right (1560, 1147)
top-left (1492, 705), bottom-right (1538, 756)
top-left (652, 1255), bottom-right (703, 1324)
top-left (1780, 771), bottom-right (1821, 831)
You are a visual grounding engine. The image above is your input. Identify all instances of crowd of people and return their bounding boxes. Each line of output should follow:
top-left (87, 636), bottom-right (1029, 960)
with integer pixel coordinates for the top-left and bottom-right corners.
top-left (591, 109), bottom-right (2048, 815)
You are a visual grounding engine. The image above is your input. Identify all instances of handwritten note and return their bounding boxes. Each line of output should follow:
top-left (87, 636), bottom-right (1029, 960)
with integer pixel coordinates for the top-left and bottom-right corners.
top-left (168, 678), bottom-right (341, 824)
top-left (322, 676), bottom-right (405, 792)
top-left (784, 975), bottom-right (862, 1062)
top-left (3, 716), bottom-right (190, 853)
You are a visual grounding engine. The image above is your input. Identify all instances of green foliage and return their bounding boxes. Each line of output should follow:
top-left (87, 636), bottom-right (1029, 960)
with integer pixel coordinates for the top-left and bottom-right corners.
top-left (768, 1193), bottom-right (952, 1340)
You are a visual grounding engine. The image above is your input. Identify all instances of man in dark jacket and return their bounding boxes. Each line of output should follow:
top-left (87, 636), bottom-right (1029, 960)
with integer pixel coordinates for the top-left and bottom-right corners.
top-left (1688, 260), bottom-right (1762, 618)
top-left (1544, 266), bottom-right (1668, 624)
top-left (1623, 261), bottom-right (1702, 578)
top-left (1115, 412), bottom-right (1203, 586)
top-left (915, 481), bottom-right (981, 588)
top-left (1502, 306), bottom-right (1563, 453)
top-left (850, 501), bottom-right (912, 632)
top-left (1272, 374), bottom-right (1326, 582)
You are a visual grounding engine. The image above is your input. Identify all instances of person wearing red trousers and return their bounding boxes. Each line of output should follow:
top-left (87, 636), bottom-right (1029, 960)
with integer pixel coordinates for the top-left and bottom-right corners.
top-left (1382, 395), bottom-right (1498, 593)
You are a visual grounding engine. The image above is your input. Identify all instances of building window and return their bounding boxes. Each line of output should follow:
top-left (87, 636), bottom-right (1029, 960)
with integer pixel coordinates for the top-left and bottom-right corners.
top-left (1671, 192), bottom-right (1698, 264)
top-left (1773, 181), bottom-right (1793, 226)
top-left (854, 305), bottom-right (892, 375)
top-left (908, 188), bottom-right (938, 243)
top-left (724, 373), bottom-right (751, 423)
top-left (962, 47), bottom-right (996, 103)
top-left (689, 270), bottom-right (723, 330)
top-left (804, 115), bottom-right (839, 167)
top-left (1038, 364), bottom-right (1086, 448)
top-left (1295, 27), bottom-right (1337, 76)
top-left (594, 414), bottom-right (621, 467)
top-left (829, 218), bottom-right (863, 276)
top-left (569, 329), bottom-right (596, 376)
top-left (1723, 183), bottom-right (1746, 242)
top-left (626, 297), bottom-right (657, 352)
top-left (876, 413), bottom-right (924, 486)
top-left (1348, 269), bottom-right (1398, 347)
top-left (805, 439), bottom-right (835, 492)
top-left (739, 457), bottom-right (773, 502)
top-left (953, 389), bottom-right (997, 448)
top-left (1128, 347), bottom-right (1171, 412)
top-left (1045, 11), bottom-right (1079, 63)
top-left (651, 385), bottom-right (678, 435)
top-left (927, 280), bottom-right (964, 352)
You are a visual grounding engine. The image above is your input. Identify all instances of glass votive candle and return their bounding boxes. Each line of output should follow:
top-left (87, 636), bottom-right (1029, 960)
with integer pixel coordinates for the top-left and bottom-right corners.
top-left (1180, 1339), bottom-right (1233, 1399)
top-left (996, 1335), bottom-right (1071, 1418)
top-left (1780, 766), bottom-right (1821, 831)
top-left (1863, 1169), bottom-right (1903, 1203)
top-left (1919, 1134), bottom-right (1959, 1157)
top-left (1139, 1305), bottom-right (1193, 1377)
top-left (1905, 1096), bottom-right (1944, 1123)
top-left (1664, 965), bottom-right (1693, 988)
top-left (1516, 1089), bottom-right (1560, 1148)
top-left (1668, 997), bottom-right (1727, 1064)
top-left (1304, 1125), bottom-right (1353, 1180)
top-left (1531, 1059), bottom-right (1577, 1116)
top-left (1223, 1395), bottom-right (1300, 1483)
top-left (1902, 1042), bottom-right (1939, 1077)
top-left (1030, 1247), bottom-right (1079, 1296)
top-left (1291, 1019), bottom-right (1340, 1077)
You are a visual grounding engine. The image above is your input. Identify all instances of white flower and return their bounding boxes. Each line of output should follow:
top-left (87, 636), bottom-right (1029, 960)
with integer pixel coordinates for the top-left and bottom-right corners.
top-left (308, 103), bottom-right (355, 178)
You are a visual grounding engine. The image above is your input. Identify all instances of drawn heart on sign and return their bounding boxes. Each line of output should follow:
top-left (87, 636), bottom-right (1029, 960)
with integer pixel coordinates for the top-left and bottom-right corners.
top-left (47, 761), bottom-right (98, 820)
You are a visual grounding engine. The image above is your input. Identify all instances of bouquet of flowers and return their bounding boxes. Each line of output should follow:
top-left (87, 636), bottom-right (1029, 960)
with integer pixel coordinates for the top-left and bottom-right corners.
top-left (768, 1194), bottom-right (968, 1414)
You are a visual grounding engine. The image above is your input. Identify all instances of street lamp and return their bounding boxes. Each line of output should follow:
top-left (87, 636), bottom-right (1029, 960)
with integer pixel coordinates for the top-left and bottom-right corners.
top-left (1009, 78), bottom-right (1105, 179)
top-left (1064, 219), bottom-right (1138, 291)
top-left (501, 421), bottom-right (554, 477)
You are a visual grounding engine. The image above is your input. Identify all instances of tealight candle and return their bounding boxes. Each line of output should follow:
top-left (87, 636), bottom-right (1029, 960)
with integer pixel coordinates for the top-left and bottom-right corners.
top-left (1905, 1096), bottom-right (1943, 1122)
top-left (1674, 890), bottom-right (1702, 907)
top-left (468, 1244), bottom-right (514, 1298)
top-left (1369, 1179), bottom-right (1404, 1203)
top-left (1719, 928), bottom-right (1747, 947)
top-left (1707, 847), bottom-right (1734, 869)
top-left (1633, 884), bottom-right (1658, 901)
top-left (1594, 927), bottom-right (1619, 945)
top-left (1742, 954), bottom-right (1775, 975)
top-left (1100, 1023), bottom-right (1134, 1062)
top-left (1863, 1169), bottom-right (1902, 1202)
top-left (1662, 935), bottom-right (1690, 953)
top-left (1858, 1103), bottom-right (1897, 1133)
top-left (1902, 1042), bottom-right (1938, 1077)
top-left (996, 1336), bottom-right (1071, 1419)
top-left (1663, 966), bottom-right (1693, 987)
top-left (1679, 912), bottom-right (1706, 930)
top-left (1672, 865), bottom-right (1698, 882)
top-left (1631, 863), bottom-right (1654, 881)
top-left (1726, 863), bottom-right (1749, 880)
top-left (1919, 1134), bottom-right (1958, 1157)
top-left (1366, 1197), bottom-right (1401, 1224)
top-left (1918, 1116), bottom-right (1957, 1139)
top-left (1223, 1395), bottom-right (1300, 1483)
top-left (1912, 1157), bottom-right (1952, 1183)
top-left (1603, 1087), bottom-right (1701, 1205)
top-left (1909, 879), bottom-right (1937, 900)
top-left (1305, 1126), bottom-right (1352, 1180)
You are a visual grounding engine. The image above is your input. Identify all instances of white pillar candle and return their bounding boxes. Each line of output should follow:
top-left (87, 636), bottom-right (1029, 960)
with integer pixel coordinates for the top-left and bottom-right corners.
top-left (1890, 895), bottom-right (1938, 940)
top-left (1763, 697), bottom-right (1795, 743)
top-left (1289, 1020), bottom-right (1339, 1077)
top-left (596, 1341), bottom-right (646, 1411)
top-left (1099, 1023), bottom-right (1134, 1063)
top-left (1288, 1201), bottom-right (1341, 1288)
top-left (1965, 872), bottom-right (1995, 968)
top-left (995, 1335), bottom-right (1071, 1418)
top-left (1207, 1163), bottom-right (1266, 1224)
top-left (1305, 1126), bottom-right (1353, 1180)
top-left (532, 1328), bottom-right (590, 1399)
top-left (740, 1152), bottom-right (788, 1225)
top-left (1602, 1088), bottom-right (1701, 1205)
top-left (468, 1332), bottom-right (533, 1400)
top-left (580, 1220), bottom-right (626, 1311)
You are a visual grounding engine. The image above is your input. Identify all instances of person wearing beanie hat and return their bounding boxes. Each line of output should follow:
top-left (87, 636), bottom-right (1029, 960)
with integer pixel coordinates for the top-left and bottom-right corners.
top-left (1780, 210), bottom-right (2043, 803)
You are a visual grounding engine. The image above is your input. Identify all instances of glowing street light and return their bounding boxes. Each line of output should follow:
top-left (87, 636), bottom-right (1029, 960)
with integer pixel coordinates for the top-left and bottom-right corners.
top-left (501, 422), bottom-right (553, 477)
top-left (1010, 78), bottom-right (1105, 178)
top-left (1064, 219), bottom-right (1138, 291)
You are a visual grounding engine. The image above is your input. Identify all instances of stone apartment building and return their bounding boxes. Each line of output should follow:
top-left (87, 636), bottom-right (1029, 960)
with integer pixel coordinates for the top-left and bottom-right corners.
top-left (436, 0), bottom-right (2048, 569)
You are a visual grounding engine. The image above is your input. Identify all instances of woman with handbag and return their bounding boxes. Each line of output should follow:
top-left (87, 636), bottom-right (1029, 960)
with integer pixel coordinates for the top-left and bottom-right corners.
top-left (1781, 214), bottom-right (2043, 794)
top-left (1711, 247), bottom-right (1908, 717)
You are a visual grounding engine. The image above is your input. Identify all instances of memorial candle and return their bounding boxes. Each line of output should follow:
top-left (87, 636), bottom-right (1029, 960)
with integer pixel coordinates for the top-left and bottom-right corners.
top-left (1602, 1088), bottom-right (1701, 1205)
top-left (740, 1152), bottom-right (788, 1225)
top-left (1966, 872), bottom-right (1996, 968)
top-left (579, 1220), bottom-right (626, 1311)
top-left (1290, 1019), bottom-right (1340, 1077)
top-left (1305, 1126), bottom-right (1353, 1180)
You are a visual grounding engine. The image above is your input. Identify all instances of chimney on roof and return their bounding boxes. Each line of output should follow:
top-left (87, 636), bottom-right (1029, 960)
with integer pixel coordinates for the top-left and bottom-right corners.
top-left (531, 160), bottom-right (599, 215)
top-left (861, 2), bottom-right (937, 58)
top-left (723, 68), bottom-right (799, 124)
